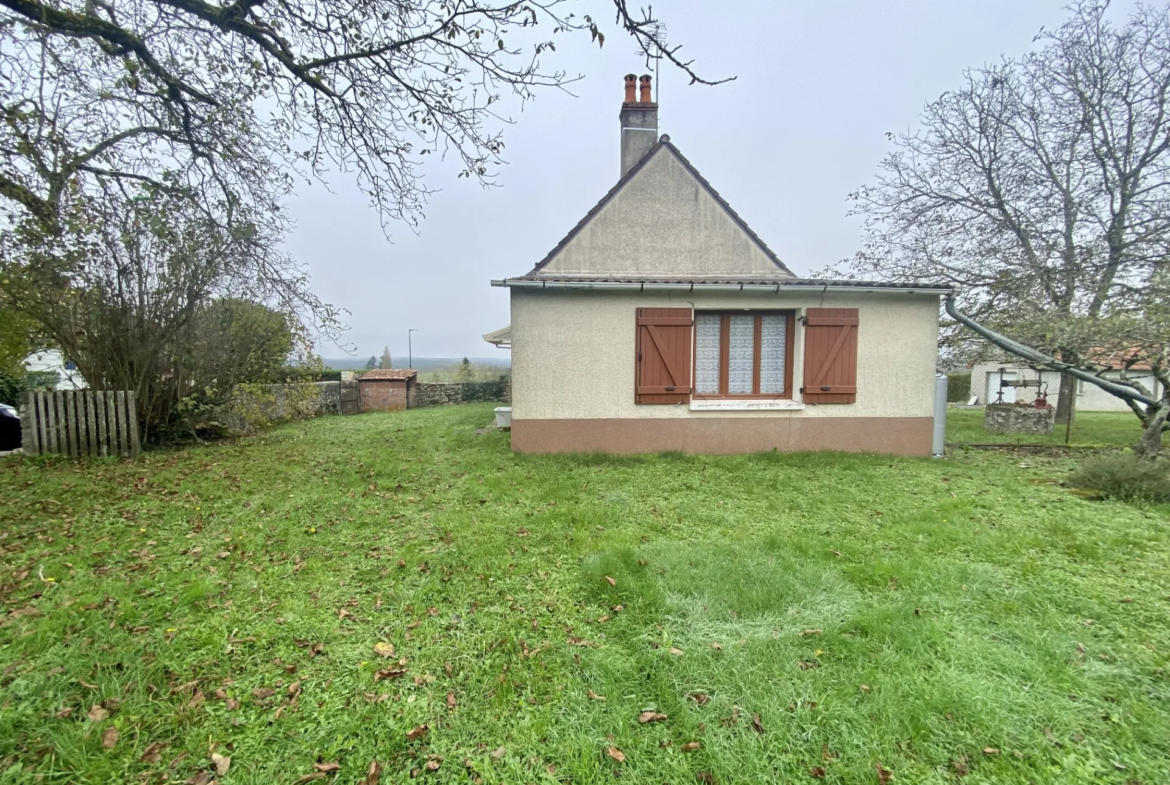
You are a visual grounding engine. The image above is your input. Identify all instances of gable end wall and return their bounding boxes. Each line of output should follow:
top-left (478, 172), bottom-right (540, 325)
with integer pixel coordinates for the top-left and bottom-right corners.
top-left (538, 147), bottom-right (789, 279)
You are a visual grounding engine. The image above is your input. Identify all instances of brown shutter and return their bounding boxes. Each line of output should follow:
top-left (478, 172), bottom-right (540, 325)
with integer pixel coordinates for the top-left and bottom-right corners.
top-left (636, 307), bottom-right (693, 404)
top-left (802, 308), bottom-right (858, 404)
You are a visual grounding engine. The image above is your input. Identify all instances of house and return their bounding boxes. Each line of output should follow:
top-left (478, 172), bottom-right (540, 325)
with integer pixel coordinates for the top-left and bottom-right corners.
top-left (25, 350), bottom-right (87, 390)
top-left (491, 74), bottom-right (951, 456)
top-left (358, 369), bottom-right (417, 412)
top-left (971, 354), bottom-right (1163, 412)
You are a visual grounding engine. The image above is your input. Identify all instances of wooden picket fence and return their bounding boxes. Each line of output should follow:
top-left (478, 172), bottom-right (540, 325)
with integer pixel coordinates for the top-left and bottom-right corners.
top-left (22, 390), bottom-right (140, 458)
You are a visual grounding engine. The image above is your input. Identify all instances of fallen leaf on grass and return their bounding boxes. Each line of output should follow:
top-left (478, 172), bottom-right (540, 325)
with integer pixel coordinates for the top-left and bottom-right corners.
top-left (687, 692), bottom-right (711, 706)
top-left (680, 741), bottom-right (701, 752)
top-left (810, 766), bottom-right (826, 778)
top-left (638, 711), bottom-right (667, 724)
top-left (604, 576), bottom-right (616, 586)
top-left (374, 667), bottom-right (407, 682)
top-left (875, 762), bottom-right (893, 784)
top-left (313, 761), bottom-right (341, 772)
top-left (446, 692), bottom-right (456, 710)
top-left (982, 747), bottom-right (999, 756)
top-left (669, 647), bottom-right (684, 656)
top-left (101, 726), bottom-right (119, 749)
top-left (293, 775), bottom-right (325, 784)
top-left (406, 724), bottom-right (429, 742)
top-left (490, 746), bottom-right (506, 760)
top-left (800, 629), bottom-right (822, 637)
top-left (252, 687), bottom-right (275, 700)
top-left (425, 755), bottom-right (442, 771)
top-left (951, 755), bottom-right (968, 776)
top-left (374, 642), bottom-right (395, 658)
top-left (140, 742), bottom-right (165, 763)
top-left (798, 660), bottom-right (819, 670)
top-left (859, 684), bottom-right (872, 693)
top-left (587, 690), bottom-right (606, 701)
top-left (750, 713), bottom-right (765, 734)
top-left (709, 642), bottom-right (723, 651)
top-left (55, 707), bottom-right (73, 719)
top-left (363, 760), bottom-right (382, 785)
top-left (696, 773), bottom-right (716, 784)
top-left (211, 752), bottom-right (231, 776)
top-left (606, 747), bottom-right (625, 763)
top-left (822, 745), bottom-right (838, 761)
top-left (87, 705), bottom-right (108, 722)
top-left (186, 774), bottom-right (214, 785)
top-left (226, 698), bottom-right (240, 710)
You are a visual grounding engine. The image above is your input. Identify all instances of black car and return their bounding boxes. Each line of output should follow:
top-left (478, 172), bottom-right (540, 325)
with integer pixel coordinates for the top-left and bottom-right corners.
top-left (0, 403), bottom-right (21, 451)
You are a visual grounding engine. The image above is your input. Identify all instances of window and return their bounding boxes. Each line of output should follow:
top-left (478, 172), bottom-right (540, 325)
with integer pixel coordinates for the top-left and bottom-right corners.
top-left (693, 311), bottom-right (794, 398)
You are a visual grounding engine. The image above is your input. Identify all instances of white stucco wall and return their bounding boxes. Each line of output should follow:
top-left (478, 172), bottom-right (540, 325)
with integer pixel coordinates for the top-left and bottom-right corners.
top-left (511, 288), bottom-right (940, 421)
top-left (537, 145), bottom-right (792, 280)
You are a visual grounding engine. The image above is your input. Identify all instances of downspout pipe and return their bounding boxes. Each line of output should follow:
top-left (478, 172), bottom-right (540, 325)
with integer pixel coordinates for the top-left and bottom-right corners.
top-left (932, 373), bottom-right (948, 458)
top-left (944, 293), bottom-right (1158, 407)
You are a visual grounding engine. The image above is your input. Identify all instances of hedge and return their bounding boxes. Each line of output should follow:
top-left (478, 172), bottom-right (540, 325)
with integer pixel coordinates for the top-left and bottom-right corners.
top-left (947, 372), bottom-right (972, 403)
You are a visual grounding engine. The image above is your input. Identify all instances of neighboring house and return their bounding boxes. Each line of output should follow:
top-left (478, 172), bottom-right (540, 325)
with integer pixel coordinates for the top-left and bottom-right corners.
top-left (971, 356), bottom-right (1162, 412)
top-left (490, 74), bottom-right (951, 456)
top-left (358, 369), bottom-right (417, 412)
top-left (25, 350), bottom-right (86, 390)
top-left (482, 326), bottom-right (512, 350)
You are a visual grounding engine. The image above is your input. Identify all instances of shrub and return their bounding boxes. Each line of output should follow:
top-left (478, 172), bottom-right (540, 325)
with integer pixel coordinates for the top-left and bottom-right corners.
top-left (0, 370), bottom-right (60, 407)
top-left (460, 377), bottom-right (508, 402)
top-left (1068, 453), bottom-right (1170, 503)
top-left (947, 372), bottom-right (972, 403)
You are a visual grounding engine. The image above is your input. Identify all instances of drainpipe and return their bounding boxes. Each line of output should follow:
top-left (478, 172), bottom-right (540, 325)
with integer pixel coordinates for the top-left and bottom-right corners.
top-left (932, 373), bottom-right (948, 458)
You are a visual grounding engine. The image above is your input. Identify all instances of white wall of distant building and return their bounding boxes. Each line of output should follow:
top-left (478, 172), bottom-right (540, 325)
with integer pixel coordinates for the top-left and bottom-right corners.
top-left (25, 350), bottom-right (87, 390)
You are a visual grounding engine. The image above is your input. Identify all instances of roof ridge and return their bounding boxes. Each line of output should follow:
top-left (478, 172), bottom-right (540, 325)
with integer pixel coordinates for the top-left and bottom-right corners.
top-left (527, 137), bottom-right (794, 277)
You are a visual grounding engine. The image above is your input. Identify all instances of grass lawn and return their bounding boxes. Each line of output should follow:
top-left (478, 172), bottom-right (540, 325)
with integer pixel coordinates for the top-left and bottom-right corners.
top-left (946, 407), bottom-right (1143, 447)
top-left (2, 404), bottom-right (1169, 784)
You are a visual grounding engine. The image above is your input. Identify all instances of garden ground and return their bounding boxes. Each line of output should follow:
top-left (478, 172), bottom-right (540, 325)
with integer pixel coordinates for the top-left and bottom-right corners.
top-left (1, 404), bottom-right (1168, 784)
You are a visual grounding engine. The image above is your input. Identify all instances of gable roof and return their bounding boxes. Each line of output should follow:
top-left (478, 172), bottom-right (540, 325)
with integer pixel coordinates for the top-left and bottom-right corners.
top-left (525, 136), bottom-right (794, 279)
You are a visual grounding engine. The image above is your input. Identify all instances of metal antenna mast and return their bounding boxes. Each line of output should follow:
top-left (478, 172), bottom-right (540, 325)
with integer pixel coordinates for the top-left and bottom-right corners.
top-left (638, 21), bottom-right (667, 104)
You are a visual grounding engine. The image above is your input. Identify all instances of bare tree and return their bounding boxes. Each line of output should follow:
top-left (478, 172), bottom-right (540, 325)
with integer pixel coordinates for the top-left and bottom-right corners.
top-left (839, 1), bottom-right (1170, 427)
top-left (0, 0), bottom-right (730, 235)
top-left (0, 185), bottom-right (338, 439)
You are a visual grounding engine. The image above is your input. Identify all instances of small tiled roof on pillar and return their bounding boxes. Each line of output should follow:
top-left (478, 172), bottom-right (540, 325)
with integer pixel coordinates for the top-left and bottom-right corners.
top-left (361, 369), bottom-right (418, 380)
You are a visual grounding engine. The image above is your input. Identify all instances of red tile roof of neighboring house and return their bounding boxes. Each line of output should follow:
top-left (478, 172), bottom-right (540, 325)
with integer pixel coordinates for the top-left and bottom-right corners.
top-left (360, 369), bottom-right (418, 380)
top-left (1083, 346), bottom-right (1153, 370)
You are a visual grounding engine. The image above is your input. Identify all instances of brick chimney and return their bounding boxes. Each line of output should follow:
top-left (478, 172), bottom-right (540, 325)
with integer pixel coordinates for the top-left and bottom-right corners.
top-left (619, 73), bottom-right (657, 177)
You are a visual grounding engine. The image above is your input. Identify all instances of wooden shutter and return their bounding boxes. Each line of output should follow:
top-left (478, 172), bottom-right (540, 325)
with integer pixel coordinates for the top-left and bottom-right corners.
top-left (802, 308), bottom-right (858, 404)
top-left (636, 307), bottom-right (693, 404)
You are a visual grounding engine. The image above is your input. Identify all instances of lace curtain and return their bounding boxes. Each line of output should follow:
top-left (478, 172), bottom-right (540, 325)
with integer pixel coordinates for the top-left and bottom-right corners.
top-left (759, 315), bottom-right (787, 394)
top-left (694, 314), bottom-right (721, 395)
top-left (728, 315), bottom-right (755, 394)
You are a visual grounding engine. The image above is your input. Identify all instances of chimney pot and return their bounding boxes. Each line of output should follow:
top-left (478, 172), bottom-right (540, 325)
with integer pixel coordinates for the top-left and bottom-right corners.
top-left (624, 74), bottom-right (637, 103)
top-left (639, 74), bottom-right (653, 103)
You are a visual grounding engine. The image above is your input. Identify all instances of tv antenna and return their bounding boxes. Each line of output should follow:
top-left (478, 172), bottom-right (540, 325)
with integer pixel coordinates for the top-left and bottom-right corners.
top-left (637, 21), bottom-right (667, 103)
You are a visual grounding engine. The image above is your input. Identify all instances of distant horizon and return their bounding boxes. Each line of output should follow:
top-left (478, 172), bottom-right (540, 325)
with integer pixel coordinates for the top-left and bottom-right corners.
top-left (323, 355), bottom-right (511, 372)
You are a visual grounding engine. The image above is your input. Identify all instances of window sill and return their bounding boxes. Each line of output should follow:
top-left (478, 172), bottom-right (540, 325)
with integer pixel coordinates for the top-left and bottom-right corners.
top-left (690, 399), bottom-right (806, 412)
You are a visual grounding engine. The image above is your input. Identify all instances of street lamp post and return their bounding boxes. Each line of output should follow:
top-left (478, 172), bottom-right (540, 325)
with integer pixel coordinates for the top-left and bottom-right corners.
top-left (408, 329), bottom-right (418, 369)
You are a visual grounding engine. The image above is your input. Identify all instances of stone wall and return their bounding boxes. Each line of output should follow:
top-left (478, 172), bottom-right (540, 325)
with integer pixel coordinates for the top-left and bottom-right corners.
top-left (219, 381), bottom-right (340, 433)
top-left (983, 403), bottom-right (1055, 435)
top-left (411, 376), bottom-right (511, 409)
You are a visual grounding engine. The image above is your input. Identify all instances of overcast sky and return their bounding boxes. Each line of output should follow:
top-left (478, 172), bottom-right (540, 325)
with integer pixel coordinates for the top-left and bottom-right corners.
top-left (284, 0), bottom-right (1138, 362)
